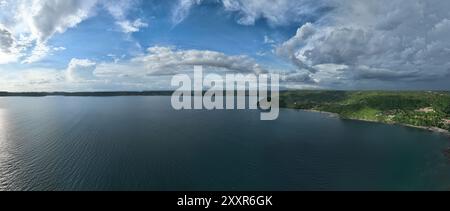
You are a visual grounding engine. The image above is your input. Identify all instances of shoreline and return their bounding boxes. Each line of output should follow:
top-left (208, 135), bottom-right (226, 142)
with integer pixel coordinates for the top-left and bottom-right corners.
top-left (297, 109), bottom-right (340, 118)
top-left (297, 109), bottom-right (450, 137)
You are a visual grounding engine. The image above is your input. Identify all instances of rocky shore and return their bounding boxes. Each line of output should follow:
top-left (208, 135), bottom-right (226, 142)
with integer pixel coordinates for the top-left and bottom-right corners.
top-left (301, 109), bottom-right (450, 137)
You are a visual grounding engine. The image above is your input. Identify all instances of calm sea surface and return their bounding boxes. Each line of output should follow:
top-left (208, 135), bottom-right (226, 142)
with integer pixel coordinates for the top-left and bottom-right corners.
top-left (0, 96), bottom-right (449, 191)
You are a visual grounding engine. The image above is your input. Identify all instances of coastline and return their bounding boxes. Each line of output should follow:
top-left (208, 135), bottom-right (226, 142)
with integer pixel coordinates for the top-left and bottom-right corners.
top-left (298, 109), bottom-right (340, 118)
top-left (399, 124), bottom-right (450, 136)
top-left (298, 109), bottom-right (450, 137)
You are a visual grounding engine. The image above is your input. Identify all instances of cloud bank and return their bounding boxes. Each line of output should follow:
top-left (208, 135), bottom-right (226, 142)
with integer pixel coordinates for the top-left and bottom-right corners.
top-left (0, 46), bottom-right (270, 91)
top-left (277, 0), bottom-right (450, 88)
top-left (0, 0), bottom-right (147, 64)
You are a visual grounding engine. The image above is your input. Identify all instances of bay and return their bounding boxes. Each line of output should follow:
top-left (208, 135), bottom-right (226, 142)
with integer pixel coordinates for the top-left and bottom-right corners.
top-left (0, 96), bottom-right (449, 191)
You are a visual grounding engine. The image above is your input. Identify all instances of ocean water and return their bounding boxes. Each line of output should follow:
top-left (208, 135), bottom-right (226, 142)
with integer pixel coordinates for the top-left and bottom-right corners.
top-left (0, 96), bottom-right (449, 191)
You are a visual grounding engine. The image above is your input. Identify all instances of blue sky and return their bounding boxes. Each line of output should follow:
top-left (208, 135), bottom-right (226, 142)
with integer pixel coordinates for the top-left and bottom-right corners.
top-left (44, 1), bottom-right (301, 67)
top-left (1, 0), bottom-right (450, 91)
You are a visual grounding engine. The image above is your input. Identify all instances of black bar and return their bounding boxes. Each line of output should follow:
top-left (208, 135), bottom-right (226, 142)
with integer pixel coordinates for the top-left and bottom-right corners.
top-left (0, 191), bottom-right (446, 209)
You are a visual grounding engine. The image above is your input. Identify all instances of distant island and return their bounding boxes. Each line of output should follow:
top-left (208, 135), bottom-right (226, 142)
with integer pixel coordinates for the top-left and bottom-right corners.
top-left (2, 90), bottom-right (450, 134)
top-left (279, 91), bottom-right (450, 134)
top-left (0, 91), bottom-right (174, 97)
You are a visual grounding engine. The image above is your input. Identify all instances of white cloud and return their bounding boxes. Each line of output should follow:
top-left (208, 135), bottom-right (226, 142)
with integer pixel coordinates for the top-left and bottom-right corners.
top-left (0, 0), bottom-right (99, 63)
top-left (172, 0), bottom-right (203, 25)
top-left (22, 69), bottom-right (64, 85)
top-left (263, 35), bottom-right (275, 44)
top-left (53, 46), bottom-right (66, 51)
top-left (276, 22), bottom-right (317, 73)
top-left (102, 0), bottom-right (138, 19)
top-left (0, 46), bottom-right (273, 91)
top-left (22, 42), bottom-right (50, 64)
top-left (66, 58), bottom-right (97, 82)
top-left (0, 68), bottom-right (64, 91)
top-left (0, 0), bottom-right (7, 7)
top-left (0, 51), bottom-right (20, 64)
top-left (23, 0), bottom-right (98, 43)
top-left (0, 0), bottom-right (145, 64)
top-left (117, 18), bottom-right (148, 33)
top-left (221, 0), bottom-right (324, 26)
top-left (276, 0), bottom-right (450, 88)
top-left (139, 46), bottom-right (267, 74)
top-left (173, 0), bottom-right (327, 26)
top-left (103, 0), bottom-right (148, 33)
top-left (96, 46), bottom-right (267, 78)
top-left (0, 25), bottom-right (13, 51)
top-left (0, 24), bottom-right (23, 64)
top-left (280, 71), bottom-right (316, 84)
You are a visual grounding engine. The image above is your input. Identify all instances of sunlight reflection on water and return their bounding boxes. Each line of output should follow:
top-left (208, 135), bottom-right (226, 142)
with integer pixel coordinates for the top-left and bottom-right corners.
top-left (0, 108), bottom-right (5, 151)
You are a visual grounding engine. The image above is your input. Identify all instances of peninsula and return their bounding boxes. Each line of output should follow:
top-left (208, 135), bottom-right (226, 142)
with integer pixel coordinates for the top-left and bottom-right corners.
top-left (279, 91), bottom-right (450, 134)
top-left (1, 90), bottom-right (449, 133)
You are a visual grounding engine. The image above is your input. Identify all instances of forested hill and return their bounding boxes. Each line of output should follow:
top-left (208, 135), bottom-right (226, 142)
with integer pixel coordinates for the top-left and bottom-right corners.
top-left (280, 91), bottom-right (450, 132)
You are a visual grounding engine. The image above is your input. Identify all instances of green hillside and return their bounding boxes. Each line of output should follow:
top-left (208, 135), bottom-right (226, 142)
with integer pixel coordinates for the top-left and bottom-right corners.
top-left (280, 91), bottom-right (450, 132)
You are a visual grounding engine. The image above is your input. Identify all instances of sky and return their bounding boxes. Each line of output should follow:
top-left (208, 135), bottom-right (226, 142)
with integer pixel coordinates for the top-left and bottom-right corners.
top-left (0, 0), bottom-right (450, 91)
